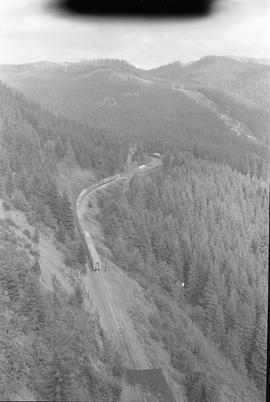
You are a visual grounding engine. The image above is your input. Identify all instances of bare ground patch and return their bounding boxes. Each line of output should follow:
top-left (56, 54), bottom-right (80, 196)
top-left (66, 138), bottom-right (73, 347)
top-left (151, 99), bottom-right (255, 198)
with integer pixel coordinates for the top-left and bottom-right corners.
top-left (38, 232), bottom-right (73, 293)
top-left (124, 369), bottom-right (176, 402)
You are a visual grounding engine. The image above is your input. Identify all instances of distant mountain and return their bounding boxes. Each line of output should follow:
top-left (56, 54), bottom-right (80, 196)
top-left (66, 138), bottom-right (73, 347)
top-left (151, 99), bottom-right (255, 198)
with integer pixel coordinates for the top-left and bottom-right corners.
top-left (1, 54), bottom-right (269, 112)
top-left (227, 55), bottom-right (270, 66)
top-left (147, 55), bottom-right (270, 110)
top-left (0, 56), bottom-right (268, 178)
top-left (146, 60), bottom-right (183, 80)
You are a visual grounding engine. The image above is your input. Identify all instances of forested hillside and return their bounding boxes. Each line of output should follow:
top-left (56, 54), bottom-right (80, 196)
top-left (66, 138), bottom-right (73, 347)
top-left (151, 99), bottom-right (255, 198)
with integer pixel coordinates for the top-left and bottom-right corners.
top-left (196, 87), bottom-right (270, 144)
top-left (0, 56), bottom-right (268, 401)
top-left (0, 199), bottom-right (123, 400)
top-left (0, 58), bottom-right (268, 180)
top-left (148, 56), bottom-right (270, 111)
top-left (97, 151), bottom-right (268, 402)
top-left (0, 80), bottom-right (128, 184)
top-left (0, 80), bottom-right (125, 400)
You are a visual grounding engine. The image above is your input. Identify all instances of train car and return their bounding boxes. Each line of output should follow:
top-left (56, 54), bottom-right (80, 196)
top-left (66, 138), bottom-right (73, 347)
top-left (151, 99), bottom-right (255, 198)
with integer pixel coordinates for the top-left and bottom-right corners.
top-left (148, 152), bottom-right (161, 159)
top-left (93, 261), bottom-right (100, 271)
top-left (76, 174), bottom-right (123, 273)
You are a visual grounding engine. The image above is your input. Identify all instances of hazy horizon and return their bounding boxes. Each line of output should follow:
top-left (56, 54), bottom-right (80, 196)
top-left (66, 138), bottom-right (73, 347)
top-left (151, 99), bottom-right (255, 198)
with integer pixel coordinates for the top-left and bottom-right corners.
top-left (1, 54), bottom-right (270, 69)
top-left (0, 0), bottom-right (269, 69)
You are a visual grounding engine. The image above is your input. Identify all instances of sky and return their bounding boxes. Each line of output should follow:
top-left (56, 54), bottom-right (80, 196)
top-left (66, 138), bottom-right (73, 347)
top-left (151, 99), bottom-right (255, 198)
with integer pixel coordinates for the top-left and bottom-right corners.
top-left (0, 0), bottom-right (269, 68)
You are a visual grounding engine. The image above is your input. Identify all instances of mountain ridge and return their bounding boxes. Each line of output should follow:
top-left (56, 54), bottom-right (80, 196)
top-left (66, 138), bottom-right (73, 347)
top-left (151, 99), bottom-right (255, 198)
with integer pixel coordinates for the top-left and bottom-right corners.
top-left (1, 54), bottom-right (270, 71)
top-left (1, 54), bottom-right (268, 180)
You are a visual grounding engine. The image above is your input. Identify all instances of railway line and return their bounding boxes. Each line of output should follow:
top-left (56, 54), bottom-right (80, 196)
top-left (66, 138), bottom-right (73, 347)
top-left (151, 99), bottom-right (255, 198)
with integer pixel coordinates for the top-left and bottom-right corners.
top-left (74, 158), bottom-right (177, 401)
top-left (75, 170), bottom-right (143, 369)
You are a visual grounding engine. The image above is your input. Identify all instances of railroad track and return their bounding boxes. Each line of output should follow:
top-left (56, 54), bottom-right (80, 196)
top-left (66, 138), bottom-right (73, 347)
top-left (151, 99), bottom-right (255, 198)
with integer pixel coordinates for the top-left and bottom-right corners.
top-left (97, 268), bottom-right (140, 369)
top-left (75, 172), bottom-right (140, 368)
top-left (75, 161), bottom-right (163, 402)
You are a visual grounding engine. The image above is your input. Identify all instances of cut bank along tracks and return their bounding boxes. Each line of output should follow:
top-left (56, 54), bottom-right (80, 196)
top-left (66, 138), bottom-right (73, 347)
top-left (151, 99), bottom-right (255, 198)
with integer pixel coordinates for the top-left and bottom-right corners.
top-left (75, 162), bottom-right (176, 401)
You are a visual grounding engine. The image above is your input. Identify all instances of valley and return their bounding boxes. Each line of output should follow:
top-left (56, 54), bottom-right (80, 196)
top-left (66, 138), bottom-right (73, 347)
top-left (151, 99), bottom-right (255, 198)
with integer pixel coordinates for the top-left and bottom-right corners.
top-left (0, 55), bottom-right (268, 402)
top-left (75, 157), bottom-right (181, 401)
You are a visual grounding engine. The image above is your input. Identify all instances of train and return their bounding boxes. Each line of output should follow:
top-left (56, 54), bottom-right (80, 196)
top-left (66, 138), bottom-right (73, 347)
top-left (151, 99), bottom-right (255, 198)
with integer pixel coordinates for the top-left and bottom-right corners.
top-left (75, 164), bottom-right (160, 272)
top-left (75, 173), bottom-right (122, 272)
top-left (148, 152), bottom-right (160, 159)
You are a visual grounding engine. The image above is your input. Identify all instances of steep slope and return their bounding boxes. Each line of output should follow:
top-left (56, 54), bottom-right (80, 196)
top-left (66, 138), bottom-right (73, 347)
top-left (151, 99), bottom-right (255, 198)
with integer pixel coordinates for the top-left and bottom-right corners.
top-left (0, 80), bottom-right (129, 183)
top-left (75, 162), bottom-right (181, 401)
top-left (0, 198), bottom-right (123, 401)
top-left (0, 58), bottom-right (268, 180)
top-left (0, 80), bottom-right (129, 401)
top-left (148, 56), bottom-right (270, 111)
top-left (96, 151), bottom-right (268, 402)
top-left (174, 86), bottom-right (270, 145)
top-left (0, 56), bottom-right (268, 401)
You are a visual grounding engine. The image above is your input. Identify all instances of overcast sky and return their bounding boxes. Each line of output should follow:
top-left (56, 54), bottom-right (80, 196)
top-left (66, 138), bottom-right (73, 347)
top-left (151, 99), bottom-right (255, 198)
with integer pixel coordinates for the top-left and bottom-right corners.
top-left (0, 0), bottom-right (269, 68)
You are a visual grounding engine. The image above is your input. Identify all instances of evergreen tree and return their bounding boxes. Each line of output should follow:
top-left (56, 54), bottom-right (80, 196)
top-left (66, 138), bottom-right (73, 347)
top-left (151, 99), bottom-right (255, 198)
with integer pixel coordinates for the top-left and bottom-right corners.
top-left (11, 188), bottom-right (30, 211)
top-left (235, 301), bottom-right (256, 358)
top-left (222, 329), bottom-right (247, 374)
top-left (186, 252), bottom-right (200, 302)
top-left (56, 223), bottom-right (65, 243)
top-left (211, 304), bottom-right (225, 347)
top-left (60, 192), bottom-right (74, 236)
top-left (62, 140), bottom-right (77, 168)
top-left (144, 179), bottom-right (159, 210)
top-left (32, 259), bottom-right (41, 275)
top-left (249, 314), bottom-right (267, 393)
top-left (19, 273), bottom-right (46, 331)
top-left (5, 171), bottom-right (14, 198)
top-left (0, 257), bottom-right (20, 301)
top-left (42, 204), bottom-right (57, 229)
top-left (47, 181), bottom-right (61, 224)
top-left (224, 291), bottom-right (238, 332)
top-left (77, 243), bottom-right (87, 265)
top-left (33, 228), bottom-right (40, 244)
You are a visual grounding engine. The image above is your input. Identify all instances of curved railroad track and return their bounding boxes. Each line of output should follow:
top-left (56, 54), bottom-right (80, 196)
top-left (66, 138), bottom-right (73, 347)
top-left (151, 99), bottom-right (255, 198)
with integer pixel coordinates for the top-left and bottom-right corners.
top-left (74, 159), bottom-right (178, 402)
top-left (75, 163), bottom-right (160, 369)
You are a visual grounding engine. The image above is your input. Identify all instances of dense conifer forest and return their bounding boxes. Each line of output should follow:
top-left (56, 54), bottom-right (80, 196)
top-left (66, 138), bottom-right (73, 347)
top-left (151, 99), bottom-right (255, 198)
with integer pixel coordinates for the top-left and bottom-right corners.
top-left (0, 228), bottom-right (122, 400)
top-left (1, 58), bottom-right (268, 180)
top-left (97, 151), bottom-right (268, 402)
top-left (0, 55), bottom-right (269, 401)
top-left (0, 81), bottom-right (125, 400)
top-left (0, 80), bottom-right (130, 231)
